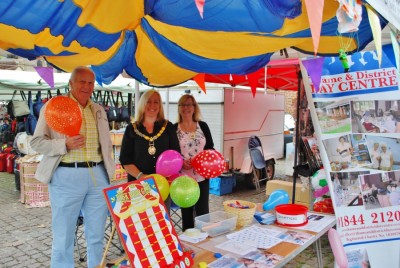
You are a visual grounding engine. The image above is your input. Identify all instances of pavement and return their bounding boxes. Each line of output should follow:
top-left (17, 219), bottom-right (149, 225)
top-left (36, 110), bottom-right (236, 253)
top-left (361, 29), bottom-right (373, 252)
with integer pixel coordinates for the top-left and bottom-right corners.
top-left (0, 159), bottom-right (335, 268)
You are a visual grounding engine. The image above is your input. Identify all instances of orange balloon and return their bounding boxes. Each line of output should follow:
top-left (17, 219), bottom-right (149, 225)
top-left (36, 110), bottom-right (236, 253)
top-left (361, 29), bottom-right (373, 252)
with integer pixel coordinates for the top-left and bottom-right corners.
top-left (44, 96), bottom-right (82, 136)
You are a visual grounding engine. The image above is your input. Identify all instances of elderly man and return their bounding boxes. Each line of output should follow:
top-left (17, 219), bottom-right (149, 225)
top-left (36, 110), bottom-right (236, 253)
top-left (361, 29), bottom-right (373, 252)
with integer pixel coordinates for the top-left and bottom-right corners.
top-left (31, 66), bottom-right (115, 268)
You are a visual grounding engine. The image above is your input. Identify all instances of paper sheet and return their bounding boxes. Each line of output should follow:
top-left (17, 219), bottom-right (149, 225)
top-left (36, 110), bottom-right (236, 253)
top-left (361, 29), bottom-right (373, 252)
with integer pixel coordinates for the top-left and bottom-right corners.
top-left (225, 225), bottom-right (283, 249)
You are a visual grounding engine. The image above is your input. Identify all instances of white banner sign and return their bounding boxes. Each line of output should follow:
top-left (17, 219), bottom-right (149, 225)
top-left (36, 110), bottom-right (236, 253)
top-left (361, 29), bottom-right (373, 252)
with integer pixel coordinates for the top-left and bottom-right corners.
top-left (301, 49), bottom-right (400, 268)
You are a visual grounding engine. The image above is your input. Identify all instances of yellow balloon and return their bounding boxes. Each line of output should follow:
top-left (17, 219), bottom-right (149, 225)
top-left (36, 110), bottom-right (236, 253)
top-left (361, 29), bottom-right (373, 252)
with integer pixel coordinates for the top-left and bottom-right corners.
top-left (147, 173), bottom-right (170, 201)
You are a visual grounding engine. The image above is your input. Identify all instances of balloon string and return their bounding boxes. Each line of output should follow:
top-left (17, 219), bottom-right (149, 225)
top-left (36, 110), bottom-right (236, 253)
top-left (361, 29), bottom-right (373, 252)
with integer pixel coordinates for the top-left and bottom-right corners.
top-left (85, 146), bottom-right (96, 186)
top-left (82, 109), bottom-right (97, 186)
top-left (87, 162), bottom-right (97, 187)
top-left (84, 147), bottom-right (96, 186)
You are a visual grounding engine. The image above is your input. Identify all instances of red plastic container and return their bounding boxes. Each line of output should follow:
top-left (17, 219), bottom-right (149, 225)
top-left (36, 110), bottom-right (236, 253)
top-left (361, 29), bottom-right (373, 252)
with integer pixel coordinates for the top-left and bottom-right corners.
top-left (275, 204), bottom-right (308, 227)
top-left (6, 153), bottom-right (16, 173)
top-left (0, 153), bottom-right (8, 172)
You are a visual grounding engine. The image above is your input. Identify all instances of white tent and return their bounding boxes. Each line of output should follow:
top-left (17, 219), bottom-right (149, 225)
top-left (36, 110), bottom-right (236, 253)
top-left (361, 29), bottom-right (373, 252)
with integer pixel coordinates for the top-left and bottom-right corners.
top-left (0, 70), bottom-right (147, 101)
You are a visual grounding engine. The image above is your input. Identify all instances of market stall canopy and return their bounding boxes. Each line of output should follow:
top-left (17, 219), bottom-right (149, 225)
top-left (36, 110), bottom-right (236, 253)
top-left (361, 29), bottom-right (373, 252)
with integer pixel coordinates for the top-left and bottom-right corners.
top-left (0, 0), bottom-right (387, 88)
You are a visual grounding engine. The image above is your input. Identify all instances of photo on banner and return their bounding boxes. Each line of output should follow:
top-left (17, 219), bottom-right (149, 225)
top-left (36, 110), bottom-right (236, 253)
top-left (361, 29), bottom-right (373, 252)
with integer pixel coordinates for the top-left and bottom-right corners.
top-left (301, 44), bottom-right (400, 267)
top-left (331, 171), bottom-right (370, 207)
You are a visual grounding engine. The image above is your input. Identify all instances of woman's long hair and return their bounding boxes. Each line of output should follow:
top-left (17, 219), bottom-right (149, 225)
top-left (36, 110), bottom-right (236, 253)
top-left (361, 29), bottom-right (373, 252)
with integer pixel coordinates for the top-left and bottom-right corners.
top-left (135, 89), bottom-right (165, 123)
top-left (176, 94), bottom-right (202, 123)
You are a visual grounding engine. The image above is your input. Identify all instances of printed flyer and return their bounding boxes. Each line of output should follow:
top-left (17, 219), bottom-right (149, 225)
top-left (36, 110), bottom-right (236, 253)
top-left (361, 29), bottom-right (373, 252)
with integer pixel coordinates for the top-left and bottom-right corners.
top-left (301, 47), bottom-right (400, 267)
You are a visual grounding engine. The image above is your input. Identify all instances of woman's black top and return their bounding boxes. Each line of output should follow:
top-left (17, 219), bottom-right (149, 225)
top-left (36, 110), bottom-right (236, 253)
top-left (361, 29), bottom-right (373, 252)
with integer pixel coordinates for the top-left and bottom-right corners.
top-left (119, 119), bottom-right (181, 181)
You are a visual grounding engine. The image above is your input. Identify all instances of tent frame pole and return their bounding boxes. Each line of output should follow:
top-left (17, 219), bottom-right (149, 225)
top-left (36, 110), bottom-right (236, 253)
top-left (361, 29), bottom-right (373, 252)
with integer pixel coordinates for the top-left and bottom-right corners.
top-left (292, 70), bottom-right (302, 204)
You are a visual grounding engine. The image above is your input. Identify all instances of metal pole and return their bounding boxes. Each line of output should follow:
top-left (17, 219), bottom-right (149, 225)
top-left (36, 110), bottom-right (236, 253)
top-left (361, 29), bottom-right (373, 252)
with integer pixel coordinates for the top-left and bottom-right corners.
top-left (134, 80), bottom-right (140, 119)
top-left (166, 88), bottom-right (170, 119)
top-left (292, 70), bottom-right (302, 204)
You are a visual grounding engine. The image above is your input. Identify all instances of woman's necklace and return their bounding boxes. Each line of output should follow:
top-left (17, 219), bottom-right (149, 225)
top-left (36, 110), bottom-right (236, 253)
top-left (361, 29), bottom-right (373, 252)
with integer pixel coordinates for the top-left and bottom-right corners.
top-left (133, 121), bottom-right (168, 155)
top-left (180, 122), bottom-right (196, 140)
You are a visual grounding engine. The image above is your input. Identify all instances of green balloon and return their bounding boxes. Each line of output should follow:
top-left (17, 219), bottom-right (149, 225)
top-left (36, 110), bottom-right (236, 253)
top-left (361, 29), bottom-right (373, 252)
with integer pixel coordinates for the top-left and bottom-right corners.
top-left (170, 175), bottom-right (200, 208)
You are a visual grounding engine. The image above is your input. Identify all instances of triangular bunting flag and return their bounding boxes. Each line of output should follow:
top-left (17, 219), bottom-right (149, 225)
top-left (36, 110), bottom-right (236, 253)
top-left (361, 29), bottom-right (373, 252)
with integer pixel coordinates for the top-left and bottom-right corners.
top-left (367, 6), bottom-right (382, 67)
top-left (195, 0), bottom-right (205, 19)
top-left (302, 57), bottom-right (324, 92)
top-left (34, 67), bottom-right (54, 88)
top-left (304, 0), bottom-right (324, 55)
top-left (193, 73), bottom-right (206, 93)
top-left (247, 71), bottom-right (260, 98)
top-left (390, 29), bottom-right (400, 74)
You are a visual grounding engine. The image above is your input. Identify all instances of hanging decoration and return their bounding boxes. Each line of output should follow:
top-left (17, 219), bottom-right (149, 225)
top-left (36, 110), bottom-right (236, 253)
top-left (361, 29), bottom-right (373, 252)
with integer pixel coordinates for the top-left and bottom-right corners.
top-left (34, 67), bottom-right (55, 88)
top-left (194, 0), bottom-right (206, 18)
top-left (336, 0), bottom-right (363, 33)
top-left (390, 29), bottom-right (400, 73)
top-left (304, 0), bottom-right (324, 55)
top-left (367, 5), bottom-right (383, 67)
top-left (193, 73), bottom-right (206, 93)
top-left (338, 49), bottom-right (350, 72)
top-left (301, 57), bottom-right (325, 92)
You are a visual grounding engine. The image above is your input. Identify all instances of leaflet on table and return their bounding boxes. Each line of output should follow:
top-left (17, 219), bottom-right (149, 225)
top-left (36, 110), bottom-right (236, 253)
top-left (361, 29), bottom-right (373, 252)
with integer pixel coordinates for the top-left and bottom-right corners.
top-left (290, 213), bottom-right (336, 233)
top-left (301, 46), bottom-right (400, 268)
top-left (208, 251), bottom-right (284, 268)
top-left (219, 225), bottom-right (314, 255)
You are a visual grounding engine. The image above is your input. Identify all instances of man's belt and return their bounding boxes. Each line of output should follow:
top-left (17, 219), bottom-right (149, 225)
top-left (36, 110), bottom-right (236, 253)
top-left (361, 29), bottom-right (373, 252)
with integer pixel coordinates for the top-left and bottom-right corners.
top-left (58, 161), bottom-right (103, 168)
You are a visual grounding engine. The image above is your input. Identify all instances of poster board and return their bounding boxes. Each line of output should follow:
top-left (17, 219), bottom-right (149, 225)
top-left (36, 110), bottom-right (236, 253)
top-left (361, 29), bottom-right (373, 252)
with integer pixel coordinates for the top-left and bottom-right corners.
top-left (301, 48), bottom-right (400, 267)
top-left (103, 177), bottom-right (193, 268)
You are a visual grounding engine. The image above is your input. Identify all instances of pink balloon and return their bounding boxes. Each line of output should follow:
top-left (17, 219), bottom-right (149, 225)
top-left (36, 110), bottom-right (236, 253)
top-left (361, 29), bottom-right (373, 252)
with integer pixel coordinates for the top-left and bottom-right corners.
top-left (156, 150), bottom-right (183, 177)
top-left (314, 185), bottom-right (330, 198)
top-left (328, 228), bottom-right (348, 268)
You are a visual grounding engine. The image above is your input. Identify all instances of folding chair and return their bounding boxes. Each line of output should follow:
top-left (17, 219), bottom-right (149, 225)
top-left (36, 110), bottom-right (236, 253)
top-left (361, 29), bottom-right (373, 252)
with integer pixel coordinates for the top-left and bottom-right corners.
top-left (248, 136), bottom-right (269, 192)
top-left (74, 214), bottom-right (86, 262)
top-left (170, 201), bottom-right (182, 233)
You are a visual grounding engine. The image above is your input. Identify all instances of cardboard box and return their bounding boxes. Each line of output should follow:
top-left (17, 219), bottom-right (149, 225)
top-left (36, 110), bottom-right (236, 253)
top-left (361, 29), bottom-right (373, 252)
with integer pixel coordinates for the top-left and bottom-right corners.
top-left (21, 162), bottom-right (39, 177)
top-left (265, 180), bottom-right (311, 208)
top-left (111, 168), bottom-right (128, 182)
top-left (111, 133), bottom-right (124, 146)
top-left (113, 146), bottom-right (121, 164)
top-left (19, 162), bottom-right (50, 207)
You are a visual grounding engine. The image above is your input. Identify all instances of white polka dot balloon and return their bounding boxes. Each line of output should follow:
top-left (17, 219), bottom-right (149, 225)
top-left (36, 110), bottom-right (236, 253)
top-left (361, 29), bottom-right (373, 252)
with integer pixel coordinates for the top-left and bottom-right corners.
top-left (191, 149), bottom-right (225, 178)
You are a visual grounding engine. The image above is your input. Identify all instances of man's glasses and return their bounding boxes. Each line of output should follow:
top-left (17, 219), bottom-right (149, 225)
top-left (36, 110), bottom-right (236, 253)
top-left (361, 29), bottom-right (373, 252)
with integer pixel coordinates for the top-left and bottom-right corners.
top-left (179, 104), bottom-right (195, 107)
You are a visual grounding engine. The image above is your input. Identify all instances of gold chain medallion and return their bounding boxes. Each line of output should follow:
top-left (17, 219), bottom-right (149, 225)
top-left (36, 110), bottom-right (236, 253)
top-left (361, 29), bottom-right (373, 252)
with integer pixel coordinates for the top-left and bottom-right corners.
top-left (133, 121), bottom-right (168, 155)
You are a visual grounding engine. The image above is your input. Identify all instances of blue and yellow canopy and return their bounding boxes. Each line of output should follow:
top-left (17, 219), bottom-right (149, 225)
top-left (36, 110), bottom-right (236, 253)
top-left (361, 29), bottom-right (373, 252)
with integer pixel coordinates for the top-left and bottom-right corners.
top-left (0, 0), bottom-right (386, 87)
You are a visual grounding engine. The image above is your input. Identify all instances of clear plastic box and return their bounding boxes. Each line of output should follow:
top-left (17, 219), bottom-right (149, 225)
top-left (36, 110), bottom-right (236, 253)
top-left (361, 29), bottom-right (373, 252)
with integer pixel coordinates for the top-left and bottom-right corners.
top-left (194, 211), bottom-right (237, 237)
